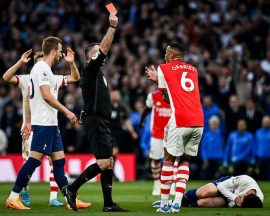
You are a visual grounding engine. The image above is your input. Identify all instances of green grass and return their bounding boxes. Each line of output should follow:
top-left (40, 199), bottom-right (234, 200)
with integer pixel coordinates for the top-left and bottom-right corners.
top-left (0, 181), bottom-right (269, 215)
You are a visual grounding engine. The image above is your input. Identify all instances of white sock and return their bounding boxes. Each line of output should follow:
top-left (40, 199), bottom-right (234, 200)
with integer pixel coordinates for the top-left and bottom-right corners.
top-left (49, 165), bottom-right (59, 201)
top-left (9, 191), bottom-right (20, 201)
top-left (50, 191), bottom-right (58, 201)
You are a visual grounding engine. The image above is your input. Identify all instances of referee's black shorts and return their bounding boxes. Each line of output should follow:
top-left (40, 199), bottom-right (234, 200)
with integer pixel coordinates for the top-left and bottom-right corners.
top-left (84, 115), bottom-right (113, 159)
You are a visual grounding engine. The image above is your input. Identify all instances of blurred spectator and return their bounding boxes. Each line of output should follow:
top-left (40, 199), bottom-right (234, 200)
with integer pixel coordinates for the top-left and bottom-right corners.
top-left (223, 119), bottom-right (255, 176)
top-left (244, 99), bottom-right (263, 134)
top-left (202, 95), bottom-right (222, 133)
top-left (0, 101), bottom-right (21, 153)
top-left (235, 64), bottom-right (253, 106)
top-left (260, 49), bottom-right (270, 75)
top-left (58, 93), bottom-right (84, 153)
top-left (200, 116), bottom-right (224, 179)
top-left (110, 89), bottom-right (138, 154)
top-left (255, 116), bottom-right (270, 180)
top-left (225, 95), bottom-right (245, 135)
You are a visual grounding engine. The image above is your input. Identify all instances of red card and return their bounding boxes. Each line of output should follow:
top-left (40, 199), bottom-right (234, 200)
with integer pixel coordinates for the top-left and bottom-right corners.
top-left (106, 3), bottom-right (117, 14)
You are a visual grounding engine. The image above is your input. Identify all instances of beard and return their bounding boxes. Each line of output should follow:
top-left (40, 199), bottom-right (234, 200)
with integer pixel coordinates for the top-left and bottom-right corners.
top-left (53, 56), bottom-right (60, 66)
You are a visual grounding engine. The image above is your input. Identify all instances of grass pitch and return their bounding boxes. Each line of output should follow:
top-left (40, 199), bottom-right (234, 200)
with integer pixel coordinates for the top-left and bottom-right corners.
top-left (0, 181), bottom-right (269, 216)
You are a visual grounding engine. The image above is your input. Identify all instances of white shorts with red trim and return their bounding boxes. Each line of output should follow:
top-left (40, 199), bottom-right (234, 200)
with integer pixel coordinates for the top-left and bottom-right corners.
top-left (22, 132), bottom-right (33, 161)
top-left (164, 119), bottom-right (203, 157)
top-left (149, 137), bottom-right (164, 160)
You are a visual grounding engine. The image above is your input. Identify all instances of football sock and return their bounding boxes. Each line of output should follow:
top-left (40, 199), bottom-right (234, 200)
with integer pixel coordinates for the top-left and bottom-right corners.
top-left (49, 161), bottom-right (58, 200)
top-left (12, 157), bottom-right (41, 193)
top-left (172, 159), bottom-right (179, 183)
top-left (101, 169), bottom-right (114, 207)
top-left (190, 201), bottom-right (199, 207)
top-left (173, 161), bottom-right (190, 205)
top-left (151, 160), bottom-right (161, 181)
top-left (69, 163), bottom-right (102, 192)
top-left (8, 191), bottom-right (20, 201)
top-left (160, 161), bottom-right (174, 206)
top-left (171, 159), bottom-right (179, 191)
top-left (185, 189), bottom-right (198, 202)
top-left (52, 158), bottom-right (68, 190)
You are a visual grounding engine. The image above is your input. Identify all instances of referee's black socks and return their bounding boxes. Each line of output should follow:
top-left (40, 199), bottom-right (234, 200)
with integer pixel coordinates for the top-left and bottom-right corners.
top-left (101, 169), bottom-right (114, 207)
top-left (69, 163), bottom-right (102, 192)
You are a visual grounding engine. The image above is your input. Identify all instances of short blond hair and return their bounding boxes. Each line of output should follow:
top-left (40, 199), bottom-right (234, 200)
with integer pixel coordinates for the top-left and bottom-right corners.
top-left (42, 36), bottom-right (62, 56)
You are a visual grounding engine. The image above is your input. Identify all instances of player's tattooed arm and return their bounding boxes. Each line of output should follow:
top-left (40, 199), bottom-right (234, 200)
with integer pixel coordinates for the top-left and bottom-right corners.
top-left (162, 90), bottom-right (170, 104)
top-left (100, 14), bottom-right (118, 54)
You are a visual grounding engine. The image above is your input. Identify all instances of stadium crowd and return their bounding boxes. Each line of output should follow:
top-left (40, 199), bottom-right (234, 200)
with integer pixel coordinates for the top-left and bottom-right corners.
top-left (0, 0), bottom-right (270, 180)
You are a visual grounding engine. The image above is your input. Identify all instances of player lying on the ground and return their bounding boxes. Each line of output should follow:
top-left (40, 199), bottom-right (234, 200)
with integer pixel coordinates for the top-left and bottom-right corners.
top-left (152, 175), bottom-right (263, 208)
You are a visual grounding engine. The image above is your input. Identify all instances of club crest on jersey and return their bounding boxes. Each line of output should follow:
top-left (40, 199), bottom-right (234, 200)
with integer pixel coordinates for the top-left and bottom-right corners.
top-left (41, 71), bottom-right (49, 81)
top-left (103, 76), bottom-right (108, 87)
top-left (156, 102), bottom-right (161, 106)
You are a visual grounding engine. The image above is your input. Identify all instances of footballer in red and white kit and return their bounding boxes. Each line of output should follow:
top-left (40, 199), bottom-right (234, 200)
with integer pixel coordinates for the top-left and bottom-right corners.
top-left (146, 90), bottom-right (171, 160)
top-left (158, 61), bottom-right (204, 157)
top-left (146, 42), bottom-right (204, 213)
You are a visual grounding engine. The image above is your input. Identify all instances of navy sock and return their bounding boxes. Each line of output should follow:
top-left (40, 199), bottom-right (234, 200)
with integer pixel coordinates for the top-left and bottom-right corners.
top-left (52, 158), bottom-right (68, 190)
top-left (101, 169), bottom-right (114, 207)
top-left (185, 189), bottom-right (198, 202)
top-left (13, 157), bottom-right (41, 193)
top-left (69, 163), bottom-right (102, 192)
top-left (189, 201), bottom-right (199, 207)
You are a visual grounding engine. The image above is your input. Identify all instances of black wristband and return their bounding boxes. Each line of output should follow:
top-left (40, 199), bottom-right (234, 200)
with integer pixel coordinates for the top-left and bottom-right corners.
top-left (109, 25), bottom-right (116, 29)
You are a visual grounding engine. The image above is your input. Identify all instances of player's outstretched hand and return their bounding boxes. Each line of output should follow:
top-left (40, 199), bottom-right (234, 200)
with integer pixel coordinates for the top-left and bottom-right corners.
top-left (63, 47), bottom-right (75, 63)
top-left (65, 110), bottom-right (77, 125)
top-left (20, 49), bottom-right (32, 64)
top-left (109, 14), bottom-right (118, 28)
top-left (21, 122), bottom-right (31, 141)
top-left (145, 65), bottom-right (157, 82)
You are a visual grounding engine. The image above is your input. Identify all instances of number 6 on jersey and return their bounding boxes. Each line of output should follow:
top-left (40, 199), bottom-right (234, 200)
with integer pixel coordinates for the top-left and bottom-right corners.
top-left (181, 72), bottom-right (194, 92)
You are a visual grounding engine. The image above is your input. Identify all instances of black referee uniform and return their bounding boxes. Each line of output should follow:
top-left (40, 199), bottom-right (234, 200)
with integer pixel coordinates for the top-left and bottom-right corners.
top-left (80, 50), bottom-right (113, 159)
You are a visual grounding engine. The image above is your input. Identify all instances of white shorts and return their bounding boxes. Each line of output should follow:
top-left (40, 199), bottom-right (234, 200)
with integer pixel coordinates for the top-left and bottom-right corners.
top-left (149, 137), bottom-right (164, 160)
top-left (22, 132), bottom-right (33, 161)
top-left (164, 121), bottom-right (203, 157)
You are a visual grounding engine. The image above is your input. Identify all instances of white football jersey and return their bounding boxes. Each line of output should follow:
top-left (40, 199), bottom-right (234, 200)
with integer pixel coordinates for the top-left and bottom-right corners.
top-left (29, 61), bottom-right (67, 126)
top-left (216, 175), bottom-right (264, 207)
top-left (16, 75), bottom-right (30, 128)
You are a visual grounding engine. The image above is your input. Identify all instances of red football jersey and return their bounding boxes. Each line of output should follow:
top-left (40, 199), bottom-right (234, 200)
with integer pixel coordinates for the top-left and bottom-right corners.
top-left (157, 61), bottom-right (204, 127)
top-left (146, 90), bottom-right (171, 139)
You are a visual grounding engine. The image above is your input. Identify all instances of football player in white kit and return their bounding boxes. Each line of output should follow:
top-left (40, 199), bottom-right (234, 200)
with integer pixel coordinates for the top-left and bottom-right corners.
top-left (153, 175), bottom-right (264, 208)
top-left (3, 50), bottom-right (90, 208)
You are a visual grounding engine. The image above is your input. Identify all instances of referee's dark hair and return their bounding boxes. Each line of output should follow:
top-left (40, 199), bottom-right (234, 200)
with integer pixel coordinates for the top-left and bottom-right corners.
top-left (84, 43), bottom-right (100, 61)
top-left (242, 194), bottom-right (263, 208)
top-left (169, 42), bottom-right (186, 54)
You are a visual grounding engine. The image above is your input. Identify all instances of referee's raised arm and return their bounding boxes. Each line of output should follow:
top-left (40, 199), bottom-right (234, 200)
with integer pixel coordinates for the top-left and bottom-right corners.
top-left (99, 14), bottom-right (118, 55)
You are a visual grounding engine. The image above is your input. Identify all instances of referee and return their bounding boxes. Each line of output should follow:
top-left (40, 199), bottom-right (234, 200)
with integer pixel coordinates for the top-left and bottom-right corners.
top-left (67, 14), bottom-right (127, 212)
